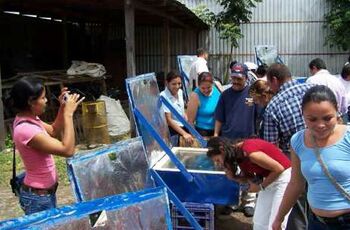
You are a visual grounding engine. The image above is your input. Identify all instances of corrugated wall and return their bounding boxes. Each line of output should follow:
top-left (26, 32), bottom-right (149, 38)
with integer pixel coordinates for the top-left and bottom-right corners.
top-left (135, 26), bottom-right (197, 75)
top-left (82, 23), bottom-right (198, 76)
top-left (180, 0), bottom-right (349, 80)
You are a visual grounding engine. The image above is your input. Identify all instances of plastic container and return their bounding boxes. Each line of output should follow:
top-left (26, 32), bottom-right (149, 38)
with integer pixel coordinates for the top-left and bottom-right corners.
top-left (82, 101), bottom-right (110, 145)
top-left (171, 202), bottom-right (214, 230)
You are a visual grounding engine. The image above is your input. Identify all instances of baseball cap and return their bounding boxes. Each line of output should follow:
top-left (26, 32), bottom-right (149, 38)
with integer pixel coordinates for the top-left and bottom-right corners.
top-left (231, 63), bottom-right (248, 77)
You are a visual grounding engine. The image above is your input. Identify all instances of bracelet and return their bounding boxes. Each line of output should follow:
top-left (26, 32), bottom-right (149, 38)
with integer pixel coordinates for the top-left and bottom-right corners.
top-left (259, 183), bottom-right (265, 191)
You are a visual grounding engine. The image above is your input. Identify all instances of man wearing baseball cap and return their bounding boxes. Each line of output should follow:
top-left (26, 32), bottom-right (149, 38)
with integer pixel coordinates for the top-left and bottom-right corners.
top-left (214, 62), bottom-right (261, 217)
top-left (215, 62), bottom-right (259, 139)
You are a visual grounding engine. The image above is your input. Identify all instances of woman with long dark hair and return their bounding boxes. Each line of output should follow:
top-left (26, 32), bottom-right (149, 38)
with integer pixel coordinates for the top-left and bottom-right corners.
top-left (11, 77), bottom-right (84, 215)
top-left (207, 136), bottom-right (291, 230)
top-left (160, 71), bottom-right (193, 146)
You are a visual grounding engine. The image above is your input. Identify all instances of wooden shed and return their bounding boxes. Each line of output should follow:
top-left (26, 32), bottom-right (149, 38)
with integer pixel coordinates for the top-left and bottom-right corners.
top-left (0, 0), bottom-right (208, 149)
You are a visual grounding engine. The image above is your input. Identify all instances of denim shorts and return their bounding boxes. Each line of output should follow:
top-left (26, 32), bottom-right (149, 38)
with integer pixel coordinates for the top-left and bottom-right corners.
top-left (19, 186), bottom-right (57, 215)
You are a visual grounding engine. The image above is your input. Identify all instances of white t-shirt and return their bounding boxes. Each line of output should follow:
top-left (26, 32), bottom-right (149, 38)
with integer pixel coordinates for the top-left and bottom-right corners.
top-left (337, 74), bottom-right (350, 107)
top-left (160, 87), bottom-right (185, 127)
top-left (306, 69), bottom-right (348, 114)
top-left (189, 57), bottom-right (209, 90)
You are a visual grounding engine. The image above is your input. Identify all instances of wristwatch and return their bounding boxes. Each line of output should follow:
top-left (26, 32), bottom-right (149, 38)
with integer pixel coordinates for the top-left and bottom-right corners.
top-left (259, 183), bottom-right (265, 191)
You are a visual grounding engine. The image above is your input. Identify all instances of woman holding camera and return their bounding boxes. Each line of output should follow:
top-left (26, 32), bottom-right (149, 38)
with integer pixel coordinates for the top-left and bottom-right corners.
top-left (207, 137), bottom-right (291, 230)
top-left (11, 77), bottom-right (84, 215)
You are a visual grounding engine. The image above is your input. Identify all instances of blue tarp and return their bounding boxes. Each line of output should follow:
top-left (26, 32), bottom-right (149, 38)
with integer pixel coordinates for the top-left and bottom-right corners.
top-left (0, 187), bottom-right (172, 230)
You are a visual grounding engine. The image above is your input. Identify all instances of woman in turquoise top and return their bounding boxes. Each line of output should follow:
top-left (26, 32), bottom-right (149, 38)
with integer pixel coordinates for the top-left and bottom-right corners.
top-left (187, 72), bottom-right (220, 137)
top-left (272, 85), bottom-right (350, 230)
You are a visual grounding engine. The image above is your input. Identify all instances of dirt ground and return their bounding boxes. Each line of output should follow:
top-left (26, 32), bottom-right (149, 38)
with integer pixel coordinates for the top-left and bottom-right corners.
top-left (0, 185), bottom-right (252, 229)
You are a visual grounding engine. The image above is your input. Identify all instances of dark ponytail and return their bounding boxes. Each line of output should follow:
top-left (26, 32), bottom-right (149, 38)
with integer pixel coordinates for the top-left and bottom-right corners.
top-left (10, 77), bottom-right (45, 111)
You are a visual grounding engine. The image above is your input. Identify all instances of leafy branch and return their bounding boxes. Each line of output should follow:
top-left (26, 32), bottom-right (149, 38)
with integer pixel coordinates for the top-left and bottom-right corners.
top-left (324, 0), bottom-right (350, 51)
top-left (193, 0), bottom-right (262, 49)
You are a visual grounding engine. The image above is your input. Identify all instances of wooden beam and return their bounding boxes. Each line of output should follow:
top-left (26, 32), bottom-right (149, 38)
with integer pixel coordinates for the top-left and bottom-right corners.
top-left (0, 65), bottom-right (6, 150)
top-left (162, 19), bottom-right (170, 76)
top-left (124, 0), bottom-right (136, 78)
top-left (124, 0), bottom-right (136, 136)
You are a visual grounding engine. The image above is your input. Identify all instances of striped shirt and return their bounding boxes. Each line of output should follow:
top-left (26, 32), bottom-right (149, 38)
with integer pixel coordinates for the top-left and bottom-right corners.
top-left (263, 80), bottom-right (314, 157)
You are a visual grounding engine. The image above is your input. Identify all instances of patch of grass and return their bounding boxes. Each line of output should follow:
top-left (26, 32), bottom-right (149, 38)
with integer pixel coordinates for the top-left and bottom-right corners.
top-left (54, 156), bottom-right (70, 186)
top-left (0, 150), bottom-right (70, 188)
top-left (0, 150), bottom-right (24, 188)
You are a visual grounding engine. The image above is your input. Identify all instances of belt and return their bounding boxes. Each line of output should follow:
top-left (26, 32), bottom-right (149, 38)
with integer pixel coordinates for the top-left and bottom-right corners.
top-left (21, 183), bottom-right (58, 195)
top-left (313, 212), bottom-right (350, 225)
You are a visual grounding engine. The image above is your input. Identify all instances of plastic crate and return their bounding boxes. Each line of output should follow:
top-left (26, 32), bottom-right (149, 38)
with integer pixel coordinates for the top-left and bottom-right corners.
top-left (171, 202), bottom-right (214, 230)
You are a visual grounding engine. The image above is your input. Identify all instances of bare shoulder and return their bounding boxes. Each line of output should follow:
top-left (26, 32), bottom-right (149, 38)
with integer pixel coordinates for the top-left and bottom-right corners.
top-left (189, 92), bottom-right (199, 101)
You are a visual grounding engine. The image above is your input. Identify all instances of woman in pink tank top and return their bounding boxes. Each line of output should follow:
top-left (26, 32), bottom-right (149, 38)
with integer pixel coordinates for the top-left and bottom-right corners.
top-left (11, 77), bottom-right (84, 215)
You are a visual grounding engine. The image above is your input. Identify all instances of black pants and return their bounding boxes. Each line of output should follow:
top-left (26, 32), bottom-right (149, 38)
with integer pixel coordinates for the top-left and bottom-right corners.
top-left (195, 126), bottom-right (214, 137)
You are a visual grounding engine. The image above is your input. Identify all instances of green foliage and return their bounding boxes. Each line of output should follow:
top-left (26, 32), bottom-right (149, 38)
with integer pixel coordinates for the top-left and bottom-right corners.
top-left (193, 0), bottom-right (262, 48)
top-left (54, 156), bottom-right (70, 186)
top-left (216, 0), bottom-right (262, 24)
top-left (0, 152), bottom-right (24, 187)
top-left (216, 23), bottom-right (243, 48)
top-left (192, 5), bottom-right (216, 27)
top-left (5, 134), bottom-right (13, 149)
top-left (324, 0), bottom-right (350, 51)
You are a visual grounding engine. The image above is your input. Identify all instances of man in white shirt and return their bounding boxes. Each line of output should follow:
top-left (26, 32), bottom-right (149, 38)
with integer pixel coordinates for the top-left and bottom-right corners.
top-left (189, 48), bottom-right (209, 90)
top-left (306, 58), bottom-right (348, 115)
top-left (244, 61), bottom-right (258, 85)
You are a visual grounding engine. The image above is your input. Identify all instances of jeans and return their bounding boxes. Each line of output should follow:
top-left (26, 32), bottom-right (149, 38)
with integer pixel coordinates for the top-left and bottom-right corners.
top-left (19, 186), bottom-right (57, 215)
top-left (170, 134), bottom-right (179, 147)
top-left (308, 212), bottom-right (350, 230)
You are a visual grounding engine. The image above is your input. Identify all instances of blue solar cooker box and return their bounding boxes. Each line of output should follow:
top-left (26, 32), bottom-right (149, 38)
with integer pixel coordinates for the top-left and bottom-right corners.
top-left (126, 73), bottom-right (239, 205)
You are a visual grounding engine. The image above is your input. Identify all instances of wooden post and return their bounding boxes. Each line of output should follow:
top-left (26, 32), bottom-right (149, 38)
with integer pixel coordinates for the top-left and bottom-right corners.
top-left (124, 0), bottom-right (136, 136)
top-left (0, 65), bottom-right (6, 151)
top-left (124, 0), bottom-right (136, 78)
top-left (162, 19), bottom-right (170, 77)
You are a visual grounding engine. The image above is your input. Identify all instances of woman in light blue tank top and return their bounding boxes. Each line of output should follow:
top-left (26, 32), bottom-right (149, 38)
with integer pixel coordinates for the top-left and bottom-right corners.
top-left (273, 85), bottom-right (350, 230)
top-left (187, 72), bottom-right (220, 137)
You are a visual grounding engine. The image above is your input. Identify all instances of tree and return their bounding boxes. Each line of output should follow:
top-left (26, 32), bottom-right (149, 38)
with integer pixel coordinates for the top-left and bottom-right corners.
top-left (192, 0), bottom-right (262, 82)
top-left (324, 0), bottom-right (350, 51)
